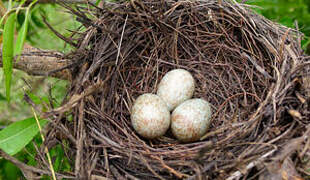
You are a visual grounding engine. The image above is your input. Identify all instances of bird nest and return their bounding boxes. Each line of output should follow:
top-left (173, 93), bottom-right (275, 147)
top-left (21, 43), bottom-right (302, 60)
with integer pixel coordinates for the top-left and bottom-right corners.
top-left (44, 0), bottom-right (310, 179)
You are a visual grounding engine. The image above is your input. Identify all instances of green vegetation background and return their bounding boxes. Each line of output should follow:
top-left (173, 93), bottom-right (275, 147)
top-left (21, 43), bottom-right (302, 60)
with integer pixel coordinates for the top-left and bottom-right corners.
top-left (243, 0), bottom-right (310, 51)
top-left (1, 0), bottom-right (310, 179)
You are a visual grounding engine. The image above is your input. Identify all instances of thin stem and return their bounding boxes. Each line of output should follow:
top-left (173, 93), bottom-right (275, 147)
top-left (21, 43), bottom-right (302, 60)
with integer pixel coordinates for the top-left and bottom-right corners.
top-left (31, 107), bottom-right (57, 180)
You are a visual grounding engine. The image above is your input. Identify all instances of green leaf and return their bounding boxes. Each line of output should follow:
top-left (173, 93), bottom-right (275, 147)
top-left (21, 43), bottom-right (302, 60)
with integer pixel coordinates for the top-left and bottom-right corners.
top-left (96, 0), bottom-right (101, 5)
top-left (2, 13), bottom-right (16, 102)
top-left (15, 9), bottom-right (30, 59)
top-left (0, 117), bottom-right (48, 155)
top-left (0, 93), bottom-right (6, 101)
top-left (50, 145), bottom-right (63, 171)
top-left (27, 92), bottom-right (43, 105)
top-left (3, 161), bottom-right (21, 180)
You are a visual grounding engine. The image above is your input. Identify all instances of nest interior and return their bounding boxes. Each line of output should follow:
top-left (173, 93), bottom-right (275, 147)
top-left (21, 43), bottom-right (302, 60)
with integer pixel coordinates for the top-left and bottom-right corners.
top-left (46, 0), bottom-right (310, 179)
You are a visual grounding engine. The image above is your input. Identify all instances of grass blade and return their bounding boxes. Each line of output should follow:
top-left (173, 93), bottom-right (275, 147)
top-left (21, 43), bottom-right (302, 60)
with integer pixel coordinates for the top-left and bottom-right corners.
top-left (0, 117), bottom-right (48, 155)
top-left (15, 8), bottom-right (30, 59)
top-left (2, 13), bottom-right (16, 102)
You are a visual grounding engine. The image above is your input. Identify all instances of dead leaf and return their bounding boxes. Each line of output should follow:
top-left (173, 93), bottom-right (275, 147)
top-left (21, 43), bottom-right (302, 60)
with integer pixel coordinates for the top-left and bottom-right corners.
top-left (261, 157), bottom-right (304, 180)
top-left (281, 157), bottom-right (304, 180)
top-left (288, 109), bottom-right (302, 119)
top-left (296, 92), bottom-right (306, 104)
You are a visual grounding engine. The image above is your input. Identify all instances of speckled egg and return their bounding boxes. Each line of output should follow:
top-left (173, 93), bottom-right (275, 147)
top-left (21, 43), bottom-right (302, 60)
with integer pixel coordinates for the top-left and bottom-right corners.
top-left (131, 93), bottom-right (170, 139)
top-left (171, 98), bottom-right (212, 142)
top-left (157, 69), bottom-right (195, 111)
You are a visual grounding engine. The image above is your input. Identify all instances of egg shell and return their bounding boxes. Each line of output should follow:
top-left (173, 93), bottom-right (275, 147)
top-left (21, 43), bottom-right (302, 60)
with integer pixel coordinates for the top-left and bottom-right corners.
top-left (157, 69), bottom-right (195, 111)
top-left (171, 98), bottom-right (212, 142)
top-left (131, 93), bottom-right (170, 139)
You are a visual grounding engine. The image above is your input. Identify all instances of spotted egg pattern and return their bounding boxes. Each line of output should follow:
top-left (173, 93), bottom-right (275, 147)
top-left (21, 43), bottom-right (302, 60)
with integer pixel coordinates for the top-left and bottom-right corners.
top-left (131, 93), bottom-right (170, 139)
top-left (171, 98), bottom-right (212, 142)
top-left (157, 69), bottom-right (195, 111)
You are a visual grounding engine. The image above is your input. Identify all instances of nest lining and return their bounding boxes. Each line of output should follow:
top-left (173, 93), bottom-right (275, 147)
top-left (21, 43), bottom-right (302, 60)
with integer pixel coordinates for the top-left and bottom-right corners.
top-left (44, 0), bottom-right (310, 179)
